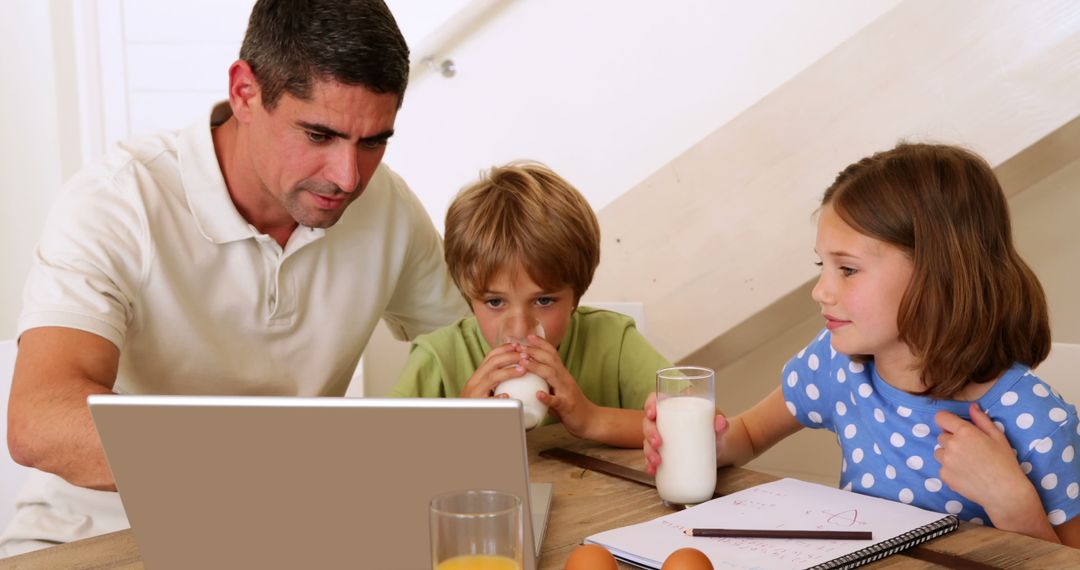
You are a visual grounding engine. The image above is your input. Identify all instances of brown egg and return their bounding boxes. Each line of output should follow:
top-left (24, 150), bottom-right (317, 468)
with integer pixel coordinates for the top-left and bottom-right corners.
top-left (564, 544), bottom-right (618, 570)
top-left (661, 547), bottom-right (714, 570)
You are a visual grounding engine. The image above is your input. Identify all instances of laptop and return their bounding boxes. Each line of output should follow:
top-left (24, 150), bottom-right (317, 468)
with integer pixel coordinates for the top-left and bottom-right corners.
top-left (88, 395), bottom-right (551, 570)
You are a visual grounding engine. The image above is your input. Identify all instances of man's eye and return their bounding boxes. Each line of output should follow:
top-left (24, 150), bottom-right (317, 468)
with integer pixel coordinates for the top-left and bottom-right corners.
top-left (306, 131), bottom-right (330, 143)
top-left (361, 138), bottom-right (386, 150)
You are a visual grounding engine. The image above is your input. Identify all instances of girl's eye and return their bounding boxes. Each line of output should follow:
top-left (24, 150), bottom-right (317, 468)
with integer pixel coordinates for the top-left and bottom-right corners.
top-left (841, 266), bottom-right (858, 277)
top-left (535, 297), bottom-right (555, 307)
top-left (306, 131), bottom-right (330, 144)
top-left (484, 298), bottom-right (504, 309)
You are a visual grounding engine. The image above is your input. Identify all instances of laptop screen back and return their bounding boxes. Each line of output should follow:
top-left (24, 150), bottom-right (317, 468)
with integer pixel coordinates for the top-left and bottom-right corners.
top-left (88, 396), bottom-right (537, 570)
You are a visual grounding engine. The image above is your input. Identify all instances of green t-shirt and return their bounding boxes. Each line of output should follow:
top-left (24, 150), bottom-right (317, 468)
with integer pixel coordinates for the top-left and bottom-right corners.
top-left (390, 306), bottom-right (671, 424)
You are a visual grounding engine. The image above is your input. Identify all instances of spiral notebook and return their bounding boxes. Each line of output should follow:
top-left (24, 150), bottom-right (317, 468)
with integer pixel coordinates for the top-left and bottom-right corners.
top-left (585, 478), bottom-right (958, 570)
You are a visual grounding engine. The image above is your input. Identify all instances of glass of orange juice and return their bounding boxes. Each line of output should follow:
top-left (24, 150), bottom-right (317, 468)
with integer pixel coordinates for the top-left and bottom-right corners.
top-left (429, 490), bottom-right (523, 570)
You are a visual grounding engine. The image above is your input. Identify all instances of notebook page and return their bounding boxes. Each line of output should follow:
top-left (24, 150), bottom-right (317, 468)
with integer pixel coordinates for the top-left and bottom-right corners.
top-left (586, 478), bottom-right (952, 569)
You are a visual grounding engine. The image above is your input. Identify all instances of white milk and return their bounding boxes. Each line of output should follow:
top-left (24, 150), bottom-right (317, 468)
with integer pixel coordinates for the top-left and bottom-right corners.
top-left (494, 373), bottom-right (549, 430)
top-left (655, 396), bottom-right (717, 504)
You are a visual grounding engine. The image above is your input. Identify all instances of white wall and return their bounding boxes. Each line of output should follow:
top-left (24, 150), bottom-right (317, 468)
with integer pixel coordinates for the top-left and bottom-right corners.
top-left (102, 0), bottom-right (476, 139)
top-left (0, 2), bottom-right (73, 339)
top-left (1012, 156), bottom-right (1080, 345)
top-left (588, 0), bottom-right (1080, 363)
top-left (86, 0), bottom-right (901, 226)
top-left (388, 0), bottom-right (900, 229)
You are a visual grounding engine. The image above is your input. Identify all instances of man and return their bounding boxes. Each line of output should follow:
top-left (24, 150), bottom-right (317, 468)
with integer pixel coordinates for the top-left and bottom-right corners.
top-left (1, 0), bottom-right (466, 556)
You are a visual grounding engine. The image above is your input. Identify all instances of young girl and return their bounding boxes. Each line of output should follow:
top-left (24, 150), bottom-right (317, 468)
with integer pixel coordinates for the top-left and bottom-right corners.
top-left (644, 143), bottom-right (1080, 546)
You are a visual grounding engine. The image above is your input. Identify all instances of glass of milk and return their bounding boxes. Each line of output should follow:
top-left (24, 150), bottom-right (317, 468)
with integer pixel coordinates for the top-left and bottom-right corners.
top-left (430, 490), bottom-right (523, 570)
top-left (493, 314), bottom-right (550, 430)
top-left (655, 366), bottom-right (717, 506)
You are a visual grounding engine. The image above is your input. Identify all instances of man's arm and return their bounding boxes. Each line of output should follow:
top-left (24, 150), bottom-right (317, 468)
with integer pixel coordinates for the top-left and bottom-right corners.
top-left (7, 326), bottom-right (120, 490)
top-left (379, 170), bottom-right (469, 341)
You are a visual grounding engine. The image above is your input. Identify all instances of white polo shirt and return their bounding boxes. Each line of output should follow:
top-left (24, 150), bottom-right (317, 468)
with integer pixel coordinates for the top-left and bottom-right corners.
top-left (1, 103), bottom-right (467, 554)
top-left (19, 102), bottom-right (467, 396)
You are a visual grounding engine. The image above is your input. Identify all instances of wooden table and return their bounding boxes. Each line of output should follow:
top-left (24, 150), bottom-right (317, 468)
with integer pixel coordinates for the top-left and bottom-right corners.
top-left (3, 424), bottom-right (1078, 569)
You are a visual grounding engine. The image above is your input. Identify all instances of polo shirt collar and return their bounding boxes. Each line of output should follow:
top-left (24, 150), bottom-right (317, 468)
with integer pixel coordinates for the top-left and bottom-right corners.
top-left (178, 102), bottom-right (275, 244)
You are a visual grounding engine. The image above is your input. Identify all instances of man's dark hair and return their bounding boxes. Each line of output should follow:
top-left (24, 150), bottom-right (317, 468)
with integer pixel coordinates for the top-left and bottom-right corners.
top-left (240, 0), bottom-right (410, 110)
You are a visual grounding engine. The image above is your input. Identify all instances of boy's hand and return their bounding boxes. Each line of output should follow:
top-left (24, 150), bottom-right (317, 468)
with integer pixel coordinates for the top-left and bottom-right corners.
top-left (522, 334), bottom-right (597, 439)
top-left (644, 392), bottom-right (730, 475)
top-left (460, 343), bottom-right (529, 398)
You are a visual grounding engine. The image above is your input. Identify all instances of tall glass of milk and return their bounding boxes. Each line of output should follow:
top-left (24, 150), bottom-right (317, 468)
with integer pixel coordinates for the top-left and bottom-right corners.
top-left (655, 366), bottom-right (717, 506)
top-left (493, 314), bottom-right (550, 430)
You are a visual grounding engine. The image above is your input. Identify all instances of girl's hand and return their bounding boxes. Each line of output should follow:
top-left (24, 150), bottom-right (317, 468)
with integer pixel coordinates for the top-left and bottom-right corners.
top-left (522, 335), bottom-right (597, 438)
top-left (643, 392), bottom-right (730, 475)
top-left (643, 393), bottom-right (662, 475)
top-left (460, 343), bottom-right (528, 399)
top-left (935, 403), bottom-right (1055, 539)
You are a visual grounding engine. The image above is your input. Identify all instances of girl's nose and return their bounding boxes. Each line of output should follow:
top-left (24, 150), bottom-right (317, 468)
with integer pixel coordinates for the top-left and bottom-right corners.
top-left (811, 274), bottom-right (832, 306)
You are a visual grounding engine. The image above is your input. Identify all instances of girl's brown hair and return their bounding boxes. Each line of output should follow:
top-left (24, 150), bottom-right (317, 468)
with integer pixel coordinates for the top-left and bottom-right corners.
top-left (444, 161), bottom-right (600, 303)
top-left (823, 143), bottom-right (1050, 398)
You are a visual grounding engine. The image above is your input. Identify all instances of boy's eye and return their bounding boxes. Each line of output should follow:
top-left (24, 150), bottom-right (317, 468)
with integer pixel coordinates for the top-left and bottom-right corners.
top-left (840, 266), bottom-right (858, 277)
top-left (814, 261), bottom-right (823, 269)
top-left (306, 131), bottom-right (330, 144)
top-left (484, 298), bottom-right (504, 309)
top-left (535, 296), bottom-right (555, 307)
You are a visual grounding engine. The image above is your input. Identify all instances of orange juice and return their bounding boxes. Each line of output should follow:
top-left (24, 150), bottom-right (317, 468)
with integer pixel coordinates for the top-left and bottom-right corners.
top-left (436, 554), bottom-right (521, 570)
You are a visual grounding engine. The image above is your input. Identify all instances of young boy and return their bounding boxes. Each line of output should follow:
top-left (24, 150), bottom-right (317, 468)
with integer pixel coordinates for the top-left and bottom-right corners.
top-left (390, 162), bottom-right (671, 447)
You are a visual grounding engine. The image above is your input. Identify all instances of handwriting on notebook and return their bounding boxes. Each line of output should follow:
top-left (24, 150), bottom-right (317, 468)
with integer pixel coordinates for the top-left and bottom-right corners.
top-left (585, 478), bottom-right (958, 570)
top-left (703, 485), bottom-right (874, 533)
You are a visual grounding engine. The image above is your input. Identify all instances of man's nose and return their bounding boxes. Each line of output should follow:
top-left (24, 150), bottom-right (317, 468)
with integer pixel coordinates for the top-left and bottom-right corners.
top-left (325, 145), bottom-right (360, 193)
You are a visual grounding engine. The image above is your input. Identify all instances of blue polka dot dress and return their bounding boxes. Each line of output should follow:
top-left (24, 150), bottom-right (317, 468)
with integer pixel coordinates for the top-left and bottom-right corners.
top-left (781, 329), bottom-right (1080, 527)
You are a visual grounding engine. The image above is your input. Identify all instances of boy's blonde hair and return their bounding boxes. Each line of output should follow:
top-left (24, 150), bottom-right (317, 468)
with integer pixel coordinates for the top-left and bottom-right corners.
top-left (444, 161), bottom-right (600, 303)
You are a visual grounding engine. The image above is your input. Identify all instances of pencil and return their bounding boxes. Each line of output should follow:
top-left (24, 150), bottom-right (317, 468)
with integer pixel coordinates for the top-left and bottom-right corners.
top-left (684, 528), bottom-right (872, 540)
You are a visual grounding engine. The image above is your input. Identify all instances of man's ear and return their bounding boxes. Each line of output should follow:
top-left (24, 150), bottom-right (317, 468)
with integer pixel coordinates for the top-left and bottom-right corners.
top-left (228, 60), bottom-right (260, 124)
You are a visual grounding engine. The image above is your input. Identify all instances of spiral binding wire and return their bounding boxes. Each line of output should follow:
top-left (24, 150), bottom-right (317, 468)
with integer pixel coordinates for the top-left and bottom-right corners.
top-left (808, 515), bottom-right (960, 570)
